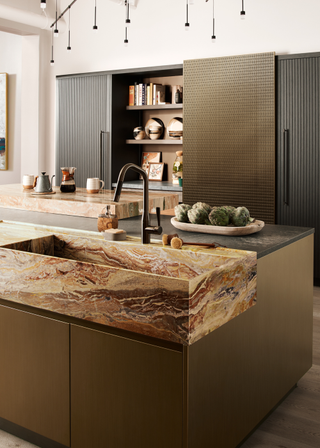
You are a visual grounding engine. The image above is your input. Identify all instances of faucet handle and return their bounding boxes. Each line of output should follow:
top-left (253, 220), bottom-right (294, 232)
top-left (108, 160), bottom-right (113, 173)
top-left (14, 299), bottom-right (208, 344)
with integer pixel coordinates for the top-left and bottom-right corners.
top-left (145, 207), bottom-right (162, 236)
top-left (156, 207), bottom-right (161, 227)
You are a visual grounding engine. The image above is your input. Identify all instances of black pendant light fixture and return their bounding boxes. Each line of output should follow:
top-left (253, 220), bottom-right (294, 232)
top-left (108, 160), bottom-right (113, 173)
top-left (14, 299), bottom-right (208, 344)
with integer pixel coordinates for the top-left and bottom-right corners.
top-left (54, 0), bottom-right (59, 37)
top-left (50, 28), bottom-right (55, 65)
top-left (67, 6), bottom-right (71, 50)
top-left (211, 0), bottom-right (216, 41)
top-left (125, 0), bottom-right (131, 26)
top-left (40, 0), bottom-right (46, 9)
top-left (185, 0), bottom-right (190, 29)
top-left (124, 26), bottom-right (129, 45)
top-left (93, 0), bottom-right (98, 31)
top-left (240, 0), bottom-right (245, 18)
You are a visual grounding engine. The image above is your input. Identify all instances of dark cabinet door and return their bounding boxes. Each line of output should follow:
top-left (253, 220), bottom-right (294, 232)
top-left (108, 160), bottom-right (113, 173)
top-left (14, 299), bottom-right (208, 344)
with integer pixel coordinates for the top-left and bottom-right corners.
top-left (56, 73), bottom-right (111, 189)
top-left (0, 305), bottom-right (70, 446)
top-left (277, 53), bottom-right (320, 279)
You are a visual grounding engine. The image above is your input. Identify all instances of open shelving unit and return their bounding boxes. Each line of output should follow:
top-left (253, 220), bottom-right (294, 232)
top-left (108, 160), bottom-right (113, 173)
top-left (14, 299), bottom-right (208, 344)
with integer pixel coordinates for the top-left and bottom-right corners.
top-left (111, 65), bottom-right (183, 199)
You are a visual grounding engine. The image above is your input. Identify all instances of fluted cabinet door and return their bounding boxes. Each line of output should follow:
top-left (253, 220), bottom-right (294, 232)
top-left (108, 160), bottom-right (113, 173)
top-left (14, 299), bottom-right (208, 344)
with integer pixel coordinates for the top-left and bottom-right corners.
top-left (56, 73), bottom-right (111, 189)
top-left (277, 53), bottom-right (320, 280)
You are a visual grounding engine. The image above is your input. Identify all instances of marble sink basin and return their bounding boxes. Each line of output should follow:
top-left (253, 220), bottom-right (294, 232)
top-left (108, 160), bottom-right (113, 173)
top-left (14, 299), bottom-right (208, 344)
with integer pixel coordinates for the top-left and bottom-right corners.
top-left (0, 222), bottom-right (257, 345)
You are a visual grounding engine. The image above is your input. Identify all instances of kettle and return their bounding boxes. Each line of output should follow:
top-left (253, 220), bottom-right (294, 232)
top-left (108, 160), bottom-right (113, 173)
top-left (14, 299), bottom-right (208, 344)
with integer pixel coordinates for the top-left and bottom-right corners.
top-left (34, 172), bottom-right (55, 193)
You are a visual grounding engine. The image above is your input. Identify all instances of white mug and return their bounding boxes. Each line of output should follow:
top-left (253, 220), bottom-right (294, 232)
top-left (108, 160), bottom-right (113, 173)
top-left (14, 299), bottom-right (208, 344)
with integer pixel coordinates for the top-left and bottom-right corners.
top-left (86, 178), bottom-right (104, 193)
top-left (22, 175), bottom-right (35, 189)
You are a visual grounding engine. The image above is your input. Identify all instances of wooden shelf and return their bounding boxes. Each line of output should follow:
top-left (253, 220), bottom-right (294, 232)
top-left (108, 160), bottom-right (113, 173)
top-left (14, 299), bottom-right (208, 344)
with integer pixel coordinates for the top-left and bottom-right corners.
top-left (126, 104), bottom-right (183, 111)
top-left (126, 139), bottom-right (183, 145)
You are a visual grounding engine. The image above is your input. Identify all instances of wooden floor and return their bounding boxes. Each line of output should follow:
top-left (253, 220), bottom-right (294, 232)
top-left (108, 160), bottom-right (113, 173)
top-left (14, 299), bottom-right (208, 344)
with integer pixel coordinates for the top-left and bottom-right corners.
top-left (241, 286), bottom-right (320, 448)
top-left (0, 288), bottom-right (319, 448)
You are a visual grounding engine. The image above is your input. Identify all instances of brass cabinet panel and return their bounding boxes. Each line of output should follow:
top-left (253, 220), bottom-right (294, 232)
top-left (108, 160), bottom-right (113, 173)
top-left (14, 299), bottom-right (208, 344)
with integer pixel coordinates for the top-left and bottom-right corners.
top-left (187, 235), bottom-right (313, 447)
top-left (0, 305), bottom-right (70, 446)
top-left (183, 52), bottom-right (275, 223)
top-left (71, 324), bottom-right (183, 448)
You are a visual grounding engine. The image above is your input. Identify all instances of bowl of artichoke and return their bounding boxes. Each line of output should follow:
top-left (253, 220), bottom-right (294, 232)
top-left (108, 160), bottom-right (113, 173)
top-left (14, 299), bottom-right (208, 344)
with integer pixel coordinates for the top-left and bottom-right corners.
top-left (171, 203), bottom-right (265, 236)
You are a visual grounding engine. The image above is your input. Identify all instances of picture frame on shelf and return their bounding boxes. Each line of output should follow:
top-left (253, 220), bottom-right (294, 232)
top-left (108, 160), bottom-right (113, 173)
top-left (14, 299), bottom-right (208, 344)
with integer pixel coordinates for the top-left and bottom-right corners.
top-left (148, 163), bottom-right (164, 181)
top-left (141, 152), bottom-right (161, 176)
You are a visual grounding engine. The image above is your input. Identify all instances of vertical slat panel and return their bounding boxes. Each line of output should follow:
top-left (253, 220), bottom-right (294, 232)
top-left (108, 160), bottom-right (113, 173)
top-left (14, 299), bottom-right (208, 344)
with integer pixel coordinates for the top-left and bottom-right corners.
top-left (277, 54), bottom-right (320, 279)
top-left (183, 52), bottom-right (275, 224)
top-left (56, 74), bottom-right (111, 189)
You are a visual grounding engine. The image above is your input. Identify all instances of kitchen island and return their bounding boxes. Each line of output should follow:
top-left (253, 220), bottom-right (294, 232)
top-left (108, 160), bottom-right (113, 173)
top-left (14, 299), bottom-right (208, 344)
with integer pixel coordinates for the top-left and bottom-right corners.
top-left (0, 208), bottom-right (314, 448)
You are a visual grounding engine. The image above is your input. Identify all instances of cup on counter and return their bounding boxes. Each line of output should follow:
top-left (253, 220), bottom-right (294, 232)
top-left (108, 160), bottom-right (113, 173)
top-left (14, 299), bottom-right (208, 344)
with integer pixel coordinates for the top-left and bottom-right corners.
top-left (86, 178), bottom-right (104, 194)
top-left (22, 175), bottom-right (36, 190)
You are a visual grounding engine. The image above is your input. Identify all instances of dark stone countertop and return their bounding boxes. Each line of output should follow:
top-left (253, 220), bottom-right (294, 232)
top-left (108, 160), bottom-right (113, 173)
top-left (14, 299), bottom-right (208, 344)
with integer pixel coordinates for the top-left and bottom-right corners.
top-left (0, 207), bottom-right (314, 259)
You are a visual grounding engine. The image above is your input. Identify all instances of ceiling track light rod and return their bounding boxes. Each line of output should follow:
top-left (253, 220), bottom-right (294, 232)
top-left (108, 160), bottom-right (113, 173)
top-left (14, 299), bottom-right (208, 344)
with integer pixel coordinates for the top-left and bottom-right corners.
top-left (50, 0), bottom-right (79, 29)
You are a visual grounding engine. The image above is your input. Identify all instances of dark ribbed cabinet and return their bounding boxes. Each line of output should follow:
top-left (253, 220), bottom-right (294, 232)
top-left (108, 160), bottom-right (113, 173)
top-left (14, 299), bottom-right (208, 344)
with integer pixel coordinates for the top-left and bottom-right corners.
top-left (276, 52), bottom-right (320, 281)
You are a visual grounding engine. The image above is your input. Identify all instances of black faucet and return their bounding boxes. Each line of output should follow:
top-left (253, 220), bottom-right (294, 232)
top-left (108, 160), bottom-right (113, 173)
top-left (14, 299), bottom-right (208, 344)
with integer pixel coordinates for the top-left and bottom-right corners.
top-left (113, 163), bottom-right (162, 244)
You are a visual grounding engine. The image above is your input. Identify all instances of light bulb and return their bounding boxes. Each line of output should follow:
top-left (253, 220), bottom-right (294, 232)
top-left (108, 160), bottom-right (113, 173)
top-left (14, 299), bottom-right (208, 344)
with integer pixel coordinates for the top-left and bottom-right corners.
top-left (40, 0), bottom-right (46, 9)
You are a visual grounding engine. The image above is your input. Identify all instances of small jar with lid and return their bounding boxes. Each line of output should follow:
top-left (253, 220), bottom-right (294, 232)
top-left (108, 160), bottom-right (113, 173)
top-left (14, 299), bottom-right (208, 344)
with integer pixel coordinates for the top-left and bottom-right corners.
top-left (97, 205), bottom-right (118, 232)
top-left (172, 150), bottom-right (183, 185)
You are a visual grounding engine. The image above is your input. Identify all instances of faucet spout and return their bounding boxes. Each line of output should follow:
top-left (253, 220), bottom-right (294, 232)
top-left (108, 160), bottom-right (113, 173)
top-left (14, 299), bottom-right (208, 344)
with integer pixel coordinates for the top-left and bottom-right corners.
top-left (113, 163), bottom-right (161, 244)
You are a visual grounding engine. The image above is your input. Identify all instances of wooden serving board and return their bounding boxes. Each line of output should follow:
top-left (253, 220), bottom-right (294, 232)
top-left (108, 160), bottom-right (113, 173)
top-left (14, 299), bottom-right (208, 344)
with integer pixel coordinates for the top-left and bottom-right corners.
top-left (171, 217), bottom-right (265, 236)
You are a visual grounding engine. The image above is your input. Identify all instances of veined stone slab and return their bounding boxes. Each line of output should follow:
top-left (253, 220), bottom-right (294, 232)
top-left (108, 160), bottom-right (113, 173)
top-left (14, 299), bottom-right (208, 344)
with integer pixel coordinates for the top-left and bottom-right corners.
top-left (0, 221), bottom-right (257, 345)
top-left (0, 184), bottom-right (179, 219)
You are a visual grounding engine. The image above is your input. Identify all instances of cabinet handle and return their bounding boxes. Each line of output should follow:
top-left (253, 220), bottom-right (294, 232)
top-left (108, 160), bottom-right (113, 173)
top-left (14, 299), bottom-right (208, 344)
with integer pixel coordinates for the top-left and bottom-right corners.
top-left (283, 129), bottom-right (289, 205)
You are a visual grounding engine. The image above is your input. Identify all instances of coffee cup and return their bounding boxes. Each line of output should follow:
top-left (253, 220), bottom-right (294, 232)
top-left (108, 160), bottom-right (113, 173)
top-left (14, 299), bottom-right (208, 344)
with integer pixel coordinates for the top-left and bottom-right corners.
top-left (22, 175), bottom-right (35, 190)
top-left (86, 178), bottom-right (104, 194)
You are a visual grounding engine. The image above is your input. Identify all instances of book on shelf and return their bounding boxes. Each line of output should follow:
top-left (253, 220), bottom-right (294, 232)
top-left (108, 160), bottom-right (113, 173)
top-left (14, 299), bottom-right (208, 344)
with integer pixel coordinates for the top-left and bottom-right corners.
top-left (134, 83), bottom-right (139, 106)
top-left (129, 85), bottom-right (135, 106)
top-left (129, 82), bottom-right (169, 106)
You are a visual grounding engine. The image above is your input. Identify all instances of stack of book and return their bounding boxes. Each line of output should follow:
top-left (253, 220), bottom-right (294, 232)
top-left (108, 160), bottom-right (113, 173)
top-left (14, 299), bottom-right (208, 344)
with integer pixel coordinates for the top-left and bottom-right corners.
top-left (129, 83), bottom-right (167, 106)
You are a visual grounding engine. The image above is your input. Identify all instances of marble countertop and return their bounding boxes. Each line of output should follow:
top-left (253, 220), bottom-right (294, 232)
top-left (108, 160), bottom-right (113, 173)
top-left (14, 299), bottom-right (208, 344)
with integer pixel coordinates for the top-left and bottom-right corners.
top-left (0, 184), bottom-right (179, 220)
top-left (0, 219), bottom-right (257, 345)
top-left (111, 180), bottom-right (182, 192)
top-left (0, 208), bottom-right (314, 259)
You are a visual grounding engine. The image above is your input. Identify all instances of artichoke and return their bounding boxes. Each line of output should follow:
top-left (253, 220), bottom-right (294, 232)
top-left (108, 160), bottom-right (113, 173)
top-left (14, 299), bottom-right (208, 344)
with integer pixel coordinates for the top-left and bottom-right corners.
top-left (175, 203), bottom-right (192, 222)
top-left (187, 207), bottom-right (208, 224)
top-left (223, 205), bottom-right (236, 221)
top-left (192, 202), bottom-right (212, 214)
top-left (231, 206), bottom-right (250, 227)
top-left (208, 206), bottom-right (230, 226)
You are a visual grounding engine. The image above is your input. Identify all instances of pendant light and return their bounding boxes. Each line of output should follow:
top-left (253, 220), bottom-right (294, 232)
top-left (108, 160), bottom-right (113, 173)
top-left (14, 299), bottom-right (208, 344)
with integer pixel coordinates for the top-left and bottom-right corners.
top-left (124, 27), bottom-right (129, 46)
top-left (50, 28), bottom-right (55, 65)
top-left (211, 0), bottom-right (216, 41)
top-left (93, 0), bottom-right (98, 31)
top-left (185, 0), bottom-right (190, 29)
top-left (240, 0), bottom-right (245, 18)
top-left (40, 0), bottom-right (46, 9)
top-left (54, 0), bottom-right (59, 37)
top-left (125, 0), bottom-right (130, 26)
top-left (67, 6), bottom-right (71, 50)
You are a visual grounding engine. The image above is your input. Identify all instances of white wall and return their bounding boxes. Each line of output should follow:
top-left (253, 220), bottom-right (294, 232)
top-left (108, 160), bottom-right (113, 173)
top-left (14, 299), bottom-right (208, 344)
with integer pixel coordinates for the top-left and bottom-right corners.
top-left (1, 0), bottom-right (320, 180)
top-left (0, 31), bottom-right (22, 184)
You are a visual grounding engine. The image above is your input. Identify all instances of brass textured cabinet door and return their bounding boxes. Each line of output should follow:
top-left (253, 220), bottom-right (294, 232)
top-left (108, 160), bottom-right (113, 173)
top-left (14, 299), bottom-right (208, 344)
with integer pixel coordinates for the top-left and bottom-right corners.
top-left (183, 52), bottom-right (275, 224)
top-left (71, 324), bottom-right (183, 448)
top-left (0, 305), bottom-right (70, 446)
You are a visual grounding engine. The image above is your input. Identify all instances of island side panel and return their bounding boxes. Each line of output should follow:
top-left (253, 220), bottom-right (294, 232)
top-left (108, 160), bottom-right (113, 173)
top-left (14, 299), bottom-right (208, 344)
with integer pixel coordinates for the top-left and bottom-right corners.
top-left (186, 234), bottom-right (313, 448)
